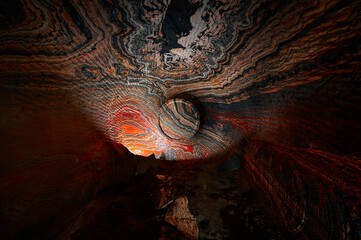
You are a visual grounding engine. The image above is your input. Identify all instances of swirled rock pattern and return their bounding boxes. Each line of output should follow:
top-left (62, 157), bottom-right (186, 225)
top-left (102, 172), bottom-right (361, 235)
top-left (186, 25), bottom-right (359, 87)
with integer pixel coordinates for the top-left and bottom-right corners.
top-left (159, 98), bottom-right (200, 140)
top-left (0, 0), bottom-right (361, 239)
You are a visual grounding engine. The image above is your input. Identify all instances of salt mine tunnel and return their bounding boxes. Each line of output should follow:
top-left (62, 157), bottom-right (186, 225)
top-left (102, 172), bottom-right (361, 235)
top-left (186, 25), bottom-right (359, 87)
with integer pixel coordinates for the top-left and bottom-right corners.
top-left (0, 0), bottom-right (360, 239)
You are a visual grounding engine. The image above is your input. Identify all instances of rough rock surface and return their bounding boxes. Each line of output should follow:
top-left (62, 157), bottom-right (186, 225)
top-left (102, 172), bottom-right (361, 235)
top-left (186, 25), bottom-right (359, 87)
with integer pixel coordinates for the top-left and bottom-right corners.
top-left (165, 196), bottom-right (199, 239)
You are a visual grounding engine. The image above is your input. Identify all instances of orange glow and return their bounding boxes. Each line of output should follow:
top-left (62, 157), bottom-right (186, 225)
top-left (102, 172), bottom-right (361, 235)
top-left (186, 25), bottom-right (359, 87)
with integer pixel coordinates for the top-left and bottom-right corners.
top-left (121, 124), bottom-right (147, 136)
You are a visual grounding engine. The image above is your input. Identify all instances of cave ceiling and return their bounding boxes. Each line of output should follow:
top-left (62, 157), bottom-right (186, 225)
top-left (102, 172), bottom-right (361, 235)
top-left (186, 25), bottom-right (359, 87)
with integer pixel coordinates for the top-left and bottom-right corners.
top-left (3, 0), bottom-right (360, 160)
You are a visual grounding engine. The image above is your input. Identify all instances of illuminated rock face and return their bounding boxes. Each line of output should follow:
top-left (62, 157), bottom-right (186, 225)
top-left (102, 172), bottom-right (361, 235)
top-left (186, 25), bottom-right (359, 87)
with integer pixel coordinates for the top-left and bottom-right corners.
top-left (0, 0), bottom-right (361, 239)
top-left (165, 196), bottom-right (199, 239)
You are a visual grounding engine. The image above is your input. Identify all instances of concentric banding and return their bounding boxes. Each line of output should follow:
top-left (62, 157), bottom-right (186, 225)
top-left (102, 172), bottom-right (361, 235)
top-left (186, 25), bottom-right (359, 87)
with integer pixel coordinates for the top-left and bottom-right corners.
top-left (159, 99), bottom-right (200, 140)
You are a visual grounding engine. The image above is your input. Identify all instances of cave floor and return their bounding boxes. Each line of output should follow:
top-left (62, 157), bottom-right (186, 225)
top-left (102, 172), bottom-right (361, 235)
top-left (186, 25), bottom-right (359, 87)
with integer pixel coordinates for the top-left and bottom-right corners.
top-left (57, 159), bottom-right (292, 240)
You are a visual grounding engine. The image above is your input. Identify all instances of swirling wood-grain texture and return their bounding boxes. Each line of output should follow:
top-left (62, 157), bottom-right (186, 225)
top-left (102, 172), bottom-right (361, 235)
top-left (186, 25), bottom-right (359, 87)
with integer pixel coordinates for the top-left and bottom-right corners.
top-left (0, 0), bottom-right (360, 239)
